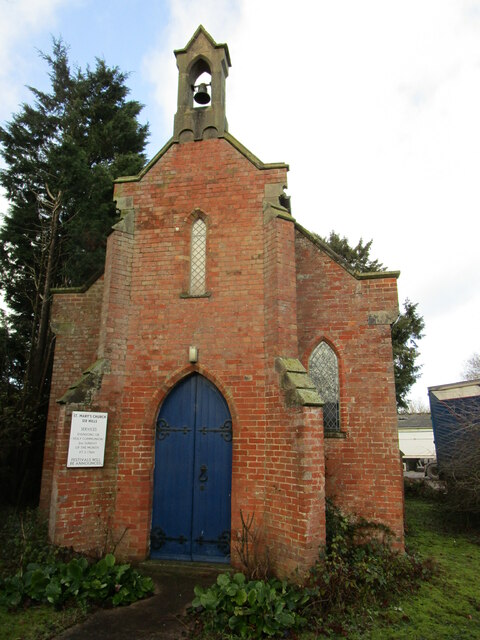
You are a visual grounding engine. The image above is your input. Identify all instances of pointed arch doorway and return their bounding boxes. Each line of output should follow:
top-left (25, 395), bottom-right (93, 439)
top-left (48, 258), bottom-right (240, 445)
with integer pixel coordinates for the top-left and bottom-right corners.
top-left (150, 374), bottom-right (232, 562)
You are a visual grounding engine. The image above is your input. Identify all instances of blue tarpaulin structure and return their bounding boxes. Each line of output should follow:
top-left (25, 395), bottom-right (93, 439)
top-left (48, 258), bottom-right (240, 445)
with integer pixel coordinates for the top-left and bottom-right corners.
top-left (428, 380), bottom-right (480, 470)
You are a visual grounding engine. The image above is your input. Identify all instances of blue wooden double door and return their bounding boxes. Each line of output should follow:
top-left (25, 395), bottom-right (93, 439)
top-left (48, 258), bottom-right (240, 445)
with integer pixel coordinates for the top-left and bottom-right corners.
top-left (150, 374), bottom-right (232, 562)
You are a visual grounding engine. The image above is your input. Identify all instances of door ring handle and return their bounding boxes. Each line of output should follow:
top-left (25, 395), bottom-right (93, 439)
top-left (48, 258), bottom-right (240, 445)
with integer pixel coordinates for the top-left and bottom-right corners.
top-left (199, 465), bottom-right (208, 483)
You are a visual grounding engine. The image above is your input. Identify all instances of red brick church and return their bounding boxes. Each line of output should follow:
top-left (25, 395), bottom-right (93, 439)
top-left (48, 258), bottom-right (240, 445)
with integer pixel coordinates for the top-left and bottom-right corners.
top-left (40, 26), bottom-right (404, 577)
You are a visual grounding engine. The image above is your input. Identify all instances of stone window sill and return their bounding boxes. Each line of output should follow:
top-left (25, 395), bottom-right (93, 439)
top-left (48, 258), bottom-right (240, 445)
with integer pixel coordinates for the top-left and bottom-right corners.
top-left (180, 292), bottom-right (212, 299)
top-left (325, 430), bottom-right (347, 439)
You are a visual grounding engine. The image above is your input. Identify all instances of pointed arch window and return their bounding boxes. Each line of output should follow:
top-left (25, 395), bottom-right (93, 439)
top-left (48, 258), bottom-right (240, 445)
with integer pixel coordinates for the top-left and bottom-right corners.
top-left (190, 218), bottom-right (207, 295)
top-left (309, 342), bottom-right (340, 431)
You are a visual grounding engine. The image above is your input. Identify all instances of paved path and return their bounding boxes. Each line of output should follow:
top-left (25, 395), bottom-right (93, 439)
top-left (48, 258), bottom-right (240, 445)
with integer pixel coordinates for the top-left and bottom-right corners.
top-left (56, 562), bottom-right (223, 640)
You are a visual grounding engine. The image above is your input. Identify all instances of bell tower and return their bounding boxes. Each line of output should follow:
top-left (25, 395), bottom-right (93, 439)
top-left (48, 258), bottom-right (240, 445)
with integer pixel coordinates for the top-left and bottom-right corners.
top-left (173, 25), bottom-right (231, 142)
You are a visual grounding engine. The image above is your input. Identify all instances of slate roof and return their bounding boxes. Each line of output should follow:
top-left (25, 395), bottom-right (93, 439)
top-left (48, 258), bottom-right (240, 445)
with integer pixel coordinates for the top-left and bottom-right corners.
top-left (397, 413), bottom-right (432, 430)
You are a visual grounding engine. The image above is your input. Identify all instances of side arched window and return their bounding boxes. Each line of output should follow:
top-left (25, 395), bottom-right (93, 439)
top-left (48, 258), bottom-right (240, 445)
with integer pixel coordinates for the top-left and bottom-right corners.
top-left (190, 218), bottom-right (207, 295)
top-left (309, 342), bottom-right (340, 431)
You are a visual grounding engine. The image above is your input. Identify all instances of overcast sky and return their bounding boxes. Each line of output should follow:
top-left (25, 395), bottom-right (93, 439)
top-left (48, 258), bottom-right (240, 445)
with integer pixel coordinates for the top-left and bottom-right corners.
top-left (1, 0), bottom-right (479, 406)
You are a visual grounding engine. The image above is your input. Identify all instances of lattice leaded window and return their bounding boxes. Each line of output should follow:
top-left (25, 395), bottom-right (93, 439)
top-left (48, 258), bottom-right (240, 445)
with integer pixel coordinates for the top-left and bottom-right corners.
top-left (190, 219), bottom-right (207, 295)
top-left (309, 342), bottom-right (340, 431)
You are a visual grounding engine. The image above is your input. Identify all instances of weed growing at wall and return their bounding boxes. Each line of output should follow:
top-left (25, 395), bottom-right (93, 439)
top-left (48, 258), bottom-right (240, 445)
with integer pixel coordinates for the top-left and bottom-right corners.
top-left (234, 511), bottom-right (270, 581)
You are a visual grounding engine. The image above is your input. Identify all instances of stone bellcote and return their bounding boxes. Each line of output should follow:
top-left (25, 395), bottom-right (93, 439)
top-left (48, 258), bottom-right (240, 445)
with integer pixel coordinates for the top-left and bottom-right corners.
top-left (173, 25), bottom-right (231, 142)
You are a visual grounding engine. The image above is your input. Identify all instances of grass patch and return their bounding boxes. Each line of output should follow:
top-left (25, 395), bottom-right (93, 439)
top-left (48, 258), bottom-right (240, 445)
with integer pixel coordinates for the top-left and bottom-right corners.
top-left (190, 496), bottom-right (480, 639)
top-left (308, 497), bottom-right (480, 639)
top-left (0, 603), bottom-right (86, 640)
top-left (371, 497), bottom-right (480, 640)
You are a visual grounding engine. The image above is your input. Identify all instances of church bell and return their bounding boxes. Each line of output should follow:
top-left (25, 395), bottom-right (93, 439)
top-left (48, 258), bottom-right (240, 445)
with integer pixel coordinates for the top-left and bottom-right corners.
top-left (193, 83), bottom-right (211, 105)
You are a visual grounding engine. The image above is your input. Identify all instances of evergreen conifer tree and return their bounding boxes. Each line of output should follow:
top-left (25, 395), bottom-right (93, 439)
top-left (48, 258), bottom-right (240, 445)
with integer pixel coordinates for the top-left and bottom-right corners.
top-left (0, 40), bottom-right (148, 504)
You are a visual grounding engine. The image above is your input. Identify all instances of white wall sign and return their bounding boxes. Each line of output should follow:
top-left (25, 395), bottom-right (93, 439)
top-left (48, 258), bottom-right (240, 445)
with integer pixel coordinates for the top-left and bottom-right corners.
top-left (67, 412), bottom-right (108, 468)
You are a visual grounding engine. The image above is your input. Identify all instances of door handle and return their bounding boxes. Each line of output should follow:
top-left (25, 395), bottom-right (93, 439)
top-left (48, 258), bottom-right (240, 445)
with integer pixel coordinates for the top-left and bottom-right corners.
top-left (199, 465), bottom-right (208, 483)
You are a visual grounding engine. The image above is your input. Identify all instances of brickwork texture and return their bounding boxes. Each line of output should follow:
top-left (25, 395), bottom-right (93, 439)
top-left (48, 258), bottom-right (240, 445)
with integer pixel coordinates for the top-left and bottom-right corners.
top-left (40, 134), bottom-right (404, 578)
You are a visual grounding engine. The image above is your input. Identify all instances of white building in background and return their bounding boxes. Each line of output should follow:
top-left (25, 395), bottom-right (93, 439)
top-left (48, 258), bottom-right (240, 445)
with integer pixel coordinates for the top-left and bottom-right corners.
top-left (398, 413), bottom-right (435, 471)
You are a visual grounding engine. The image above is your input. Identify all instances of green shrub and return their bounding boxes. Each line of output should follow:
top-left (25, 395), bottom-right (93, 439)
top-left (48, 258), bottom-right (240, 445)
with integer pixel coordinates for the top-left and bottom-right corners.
top-left (304, 500), bottom-right (434, 634)
top-left (0, 553), bottom-right (154, 610)
top-left (0, 508), bottom-right (59, 578)
top-left (191, 572), bottom-right (308, 638)
top-left (191, 502), bottom-right (433, 639)
top-left (403, 476), bottom-right (444, 500)
top-left (0, 509), bottom-right (153, 613)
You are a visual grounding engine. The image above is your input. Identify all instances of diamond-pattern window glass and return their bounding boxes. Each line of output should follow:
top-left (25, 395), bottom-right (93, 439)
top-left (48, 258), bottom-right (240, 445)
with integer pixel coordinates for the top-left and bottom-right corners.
top-left (309, 342), bottom-right (340, 431)
top-left (190, 219), bottom-right (207, 295)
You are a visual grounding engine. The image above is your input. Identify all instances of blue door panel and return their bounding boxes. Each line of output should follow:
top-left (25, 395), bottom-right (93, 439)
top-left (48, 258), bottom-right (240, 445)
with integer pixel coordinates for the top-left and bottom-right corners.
top-left (151, 374), bottom-right (232, 562)
top-left (151, 376), bottom-right (196, 559)
top-left (192, 376), bottom-right (232, 561)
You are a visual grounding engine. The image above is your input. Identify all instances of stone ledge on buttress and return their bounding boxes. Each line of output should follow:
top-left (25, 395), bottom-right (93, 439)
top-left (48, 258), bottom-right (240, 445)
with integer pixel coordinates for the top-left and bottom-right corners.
top-left (57, 358), bottom-right (110, 405)
top-left (275, 357), bottom-right (324, 407)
